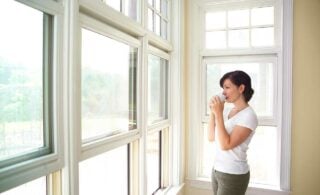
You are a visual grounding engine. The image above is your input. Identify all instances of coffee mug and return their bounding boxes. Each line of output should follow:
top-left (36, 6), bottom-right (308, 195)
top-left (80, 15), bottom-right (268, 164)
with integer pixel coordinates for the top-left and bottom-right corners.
top-left (216, 94), bottom-right (226, 102)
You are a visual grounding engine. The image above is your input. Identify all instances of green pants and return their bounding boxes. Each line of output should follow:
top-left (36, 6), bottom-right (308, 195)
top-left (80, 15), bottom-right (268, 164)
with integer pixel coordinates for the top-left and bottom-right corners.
top-left (211, 169), bottom-right (250, 195)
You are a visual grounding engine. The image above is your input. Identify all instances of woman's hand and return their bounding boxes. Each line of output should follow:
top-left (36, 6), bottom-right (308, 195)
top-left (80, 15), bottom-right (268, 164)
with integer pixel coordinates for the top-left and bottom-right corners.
top-left (209, 96), bottom-right (224, 116)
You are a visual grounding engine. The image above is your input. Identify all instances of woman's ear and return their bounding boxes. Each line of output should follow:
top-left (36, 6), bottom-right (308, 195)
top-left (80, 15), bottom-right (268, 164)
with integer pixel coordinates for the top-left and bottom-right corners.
top-left (239, 84), bottom-right (245, 93)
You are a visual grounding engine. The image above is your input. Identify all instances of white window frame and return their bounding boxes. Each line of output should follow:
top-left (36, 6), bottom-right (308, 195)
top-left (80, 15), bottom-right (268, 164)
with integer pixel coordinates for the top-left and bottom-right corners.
top-left (187, 0), bottom-right (292, 194)
top-left (63, 0), bottom-right (184, 195)
top-left (0, 0), bottom-right (65, 193)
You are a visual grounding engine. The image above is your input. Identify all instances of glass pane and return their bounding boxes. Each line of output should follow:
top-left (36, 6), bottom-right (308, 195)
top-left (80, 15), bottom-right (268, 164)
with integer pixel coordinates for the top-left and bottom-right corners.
top-left (206, 60), bottom-right (274, 117)
top-left (248, 126), bottom-right (278, 186)
top-left (81, 29), bottom-right (137, 141)
top-left (251, 7), bottom-right (274, 26)
top-left (251, 27), bottom-right (274, 47)
top-left (206, 12), bottom-right (226, 30)
top-left (146, 131), bottom-right (161, 195)
top-left (155, 0), bottom-right (161, 11)
top-left (148, 8), bottom-right (154, 31)
top-left (0, 0), bottom-right (44, 160)
top-left (200, 124), bottom-right (216, 177)
top-left (228, 29), bottom-right (249, 48)
top-left (148, 55), bottom-right (168, 124)
top-left (79, 145), bottom-right (128, 195)
top-left (155, 14), bottom-right (161, 35)
top-left (161, 0), bottom-right (168, 18)
top-left (228, 9), bottom-right (249, 28)
top-left (148, 0), bottom-right (153, 6)
top-left (1, 177), bottom-right (46, 195)
top-left (161, 19), bottom-right (167, 39)
top-left (124, 0), bottom-right (138, 21)
top-left (206, 31), bottom-right (226, 49)
top-left (103, 0), bottom-right (121, 11)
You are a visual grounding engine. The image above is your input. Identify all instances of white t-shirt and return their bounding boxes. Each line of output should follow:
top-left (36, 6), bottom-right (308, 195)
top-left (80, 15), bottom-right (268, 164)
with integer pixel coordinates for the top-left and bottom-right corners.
top-left (214, 106), bottom-right (258, 175)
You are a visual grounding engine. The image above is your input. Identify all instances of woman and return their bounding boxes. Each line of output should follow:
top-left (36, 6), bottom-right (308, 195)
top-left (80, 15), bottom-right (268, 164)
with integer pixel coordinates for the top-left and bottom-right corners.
top-left (208, 70), bottom-right (258, 195)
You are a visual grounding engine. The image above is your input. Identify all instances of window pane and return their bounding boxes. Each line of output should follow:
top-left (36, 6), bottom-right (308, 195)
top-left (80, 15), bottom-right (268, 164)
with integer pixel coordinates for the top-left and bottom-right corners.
top-left (81, 29), bottom-right (137, 141)
top-left (148, 55), bottom-right (168, 124)
top-left (146, 131), bottom-right (161, 195)
top-left (148, 0), bottom-right (153, 6)
top-left (251, 7), bottom-right (274, 26)
top-left (103, 0), bottom-right (121, 11)
top-left (0, 0), bottom-right (45, 161)
top-left (206, 60), bottom-right (274, 117)
top-left (148, 8), bottom-right (154, 31)
top-left (155, 0), bottom-right (161, 11)
top-left (1, 177), bottom-right (46, 195)
top-left (206, 12), bottom-right (226, 30)
top-left (161, 0), bottom-right (168, 18)
top-left (228, 29), bottom-right (249, 48)
top-left (251, 27), bottom-right (274, 47)
top-left (228, 9), bottom-right (249, 28)
top-left (248, 126), bottom-right (278, 186)
top-left (155, 14), bottom-right (161, 36)
top-left (124, 0), bottom-right (138, 21)
top-left (206, 31), bottom-right (226, 49)
top-left (200, 124), bottom-right (215, 177)
top-left (79, 145), bottom-right (128, 195)
top-left (161, 19), bottom-right (168, 39)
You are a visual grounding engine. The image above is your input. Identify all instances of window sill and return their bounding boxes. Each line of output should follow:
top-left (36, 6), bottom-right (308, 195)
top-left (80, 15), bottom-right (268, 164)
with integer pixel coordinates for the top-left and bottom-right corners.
top-left (186, 178), bottom-right (291, 195)
top-left (154, 184), bottom-right (185, 195)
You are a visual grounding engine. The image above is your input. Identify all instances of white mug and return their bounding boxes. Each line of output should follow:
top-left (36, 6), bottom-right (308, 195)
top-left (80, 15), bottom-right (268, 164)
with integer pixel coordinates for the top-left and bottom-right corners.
top-left (216, 94), bottom-right (226, 102)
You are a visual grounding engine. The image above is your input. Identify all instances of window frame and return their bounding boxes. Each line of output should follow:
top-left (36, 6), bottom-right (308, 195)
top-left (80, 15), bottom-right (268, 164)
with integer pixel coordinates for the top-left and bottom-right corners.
top-left (186, 0), bottom-right (292, 194)
top-left (0, 0), bottom-right (65, 193)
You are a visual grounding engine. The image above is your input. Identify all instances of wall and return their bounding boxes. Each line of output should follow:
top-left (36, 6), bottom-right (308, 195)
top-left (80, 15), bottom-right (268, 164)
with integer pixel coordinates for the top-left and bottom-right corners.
top-left (291, 0), bottom-right (320, 194)
top-left (184, 0), bottom-right (320, 195)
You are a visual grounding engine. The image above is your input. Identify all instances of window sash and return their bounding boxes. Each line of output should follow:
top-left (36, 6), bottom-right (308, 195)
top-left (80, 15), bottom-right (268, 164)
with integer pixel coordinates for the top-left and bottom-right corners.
top-left (0, 3), bottom-right (54, 169)
top-left (0, 0), bottom-right (64, 192)
top-left (201, 0), bottom-right (279, 51)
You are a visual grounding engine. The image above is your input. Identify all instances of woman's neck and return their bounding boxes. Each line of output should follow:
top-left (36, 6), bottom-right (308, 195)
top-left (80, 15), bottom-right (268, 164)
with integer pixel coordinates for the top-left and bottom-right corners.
top-left (233, 98), bottom-right (248, 111)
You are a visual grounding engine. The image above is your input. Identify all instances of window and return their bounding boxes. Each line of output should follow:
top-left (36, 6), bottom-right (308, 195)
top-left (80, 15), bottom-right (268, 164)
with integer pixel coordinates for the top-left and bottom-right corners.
top-left (146, 131), bottom-right (161, 194)
top-left (202, 56), bottom-right (278, 185)
top-left (148, 54), bottom-right (168, 124)
top-left (0, 177), bottom-right (46, 195)
top-left (188, 0), bottom-right (292, 194)
top-left (146, 49), bottom-right (170, 194)
top-left (79, 145), bottom-right (129, 195)
top-left (205, 6), bottom-right (275, 49)
top-left (101, 0), bottom-right (140, 21)
top-left (1, 0), bottom-right (183, 193)
top-left (0, 0), bottom-right (53, 167)
top-left (0, 0), bottom-right (64, 192)
top-left (81, 28), bottom-right (137, 142)
top-left (203, 1), bottom-right (280, 187)
top-left (148, 0), bottom-right (170, 39)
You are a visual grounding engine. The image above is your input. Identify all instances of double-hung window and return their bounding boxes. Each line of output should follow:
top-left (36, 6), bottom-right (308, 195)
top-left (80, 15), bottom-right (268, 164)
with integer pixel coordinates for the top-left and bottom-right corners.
top-left (0, 0), bottom-right (64, 193)
top-left (188, 0), bottom-right (292, 194)
top-left (146, 47), bottom-right (170, 194)
top-left (78, 14), bottom-right (140, 195)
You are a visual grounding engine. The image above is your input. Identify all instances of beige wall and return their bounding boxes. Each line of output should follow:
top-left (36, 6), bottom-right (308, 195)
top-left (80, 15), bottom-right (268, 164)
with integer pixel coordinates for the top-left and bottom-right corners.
top-left (292, 0), bottom-right (320, 194)
top-left (184, 0), bottom-right (320, 195)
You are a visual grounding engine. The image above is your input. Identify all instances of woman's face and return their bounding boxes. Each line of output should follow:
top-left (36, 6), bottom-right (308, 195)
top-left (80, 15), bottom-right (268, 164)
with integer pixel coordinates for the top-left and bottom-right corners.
top-left (222, 78), bottom-right (244, 103)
